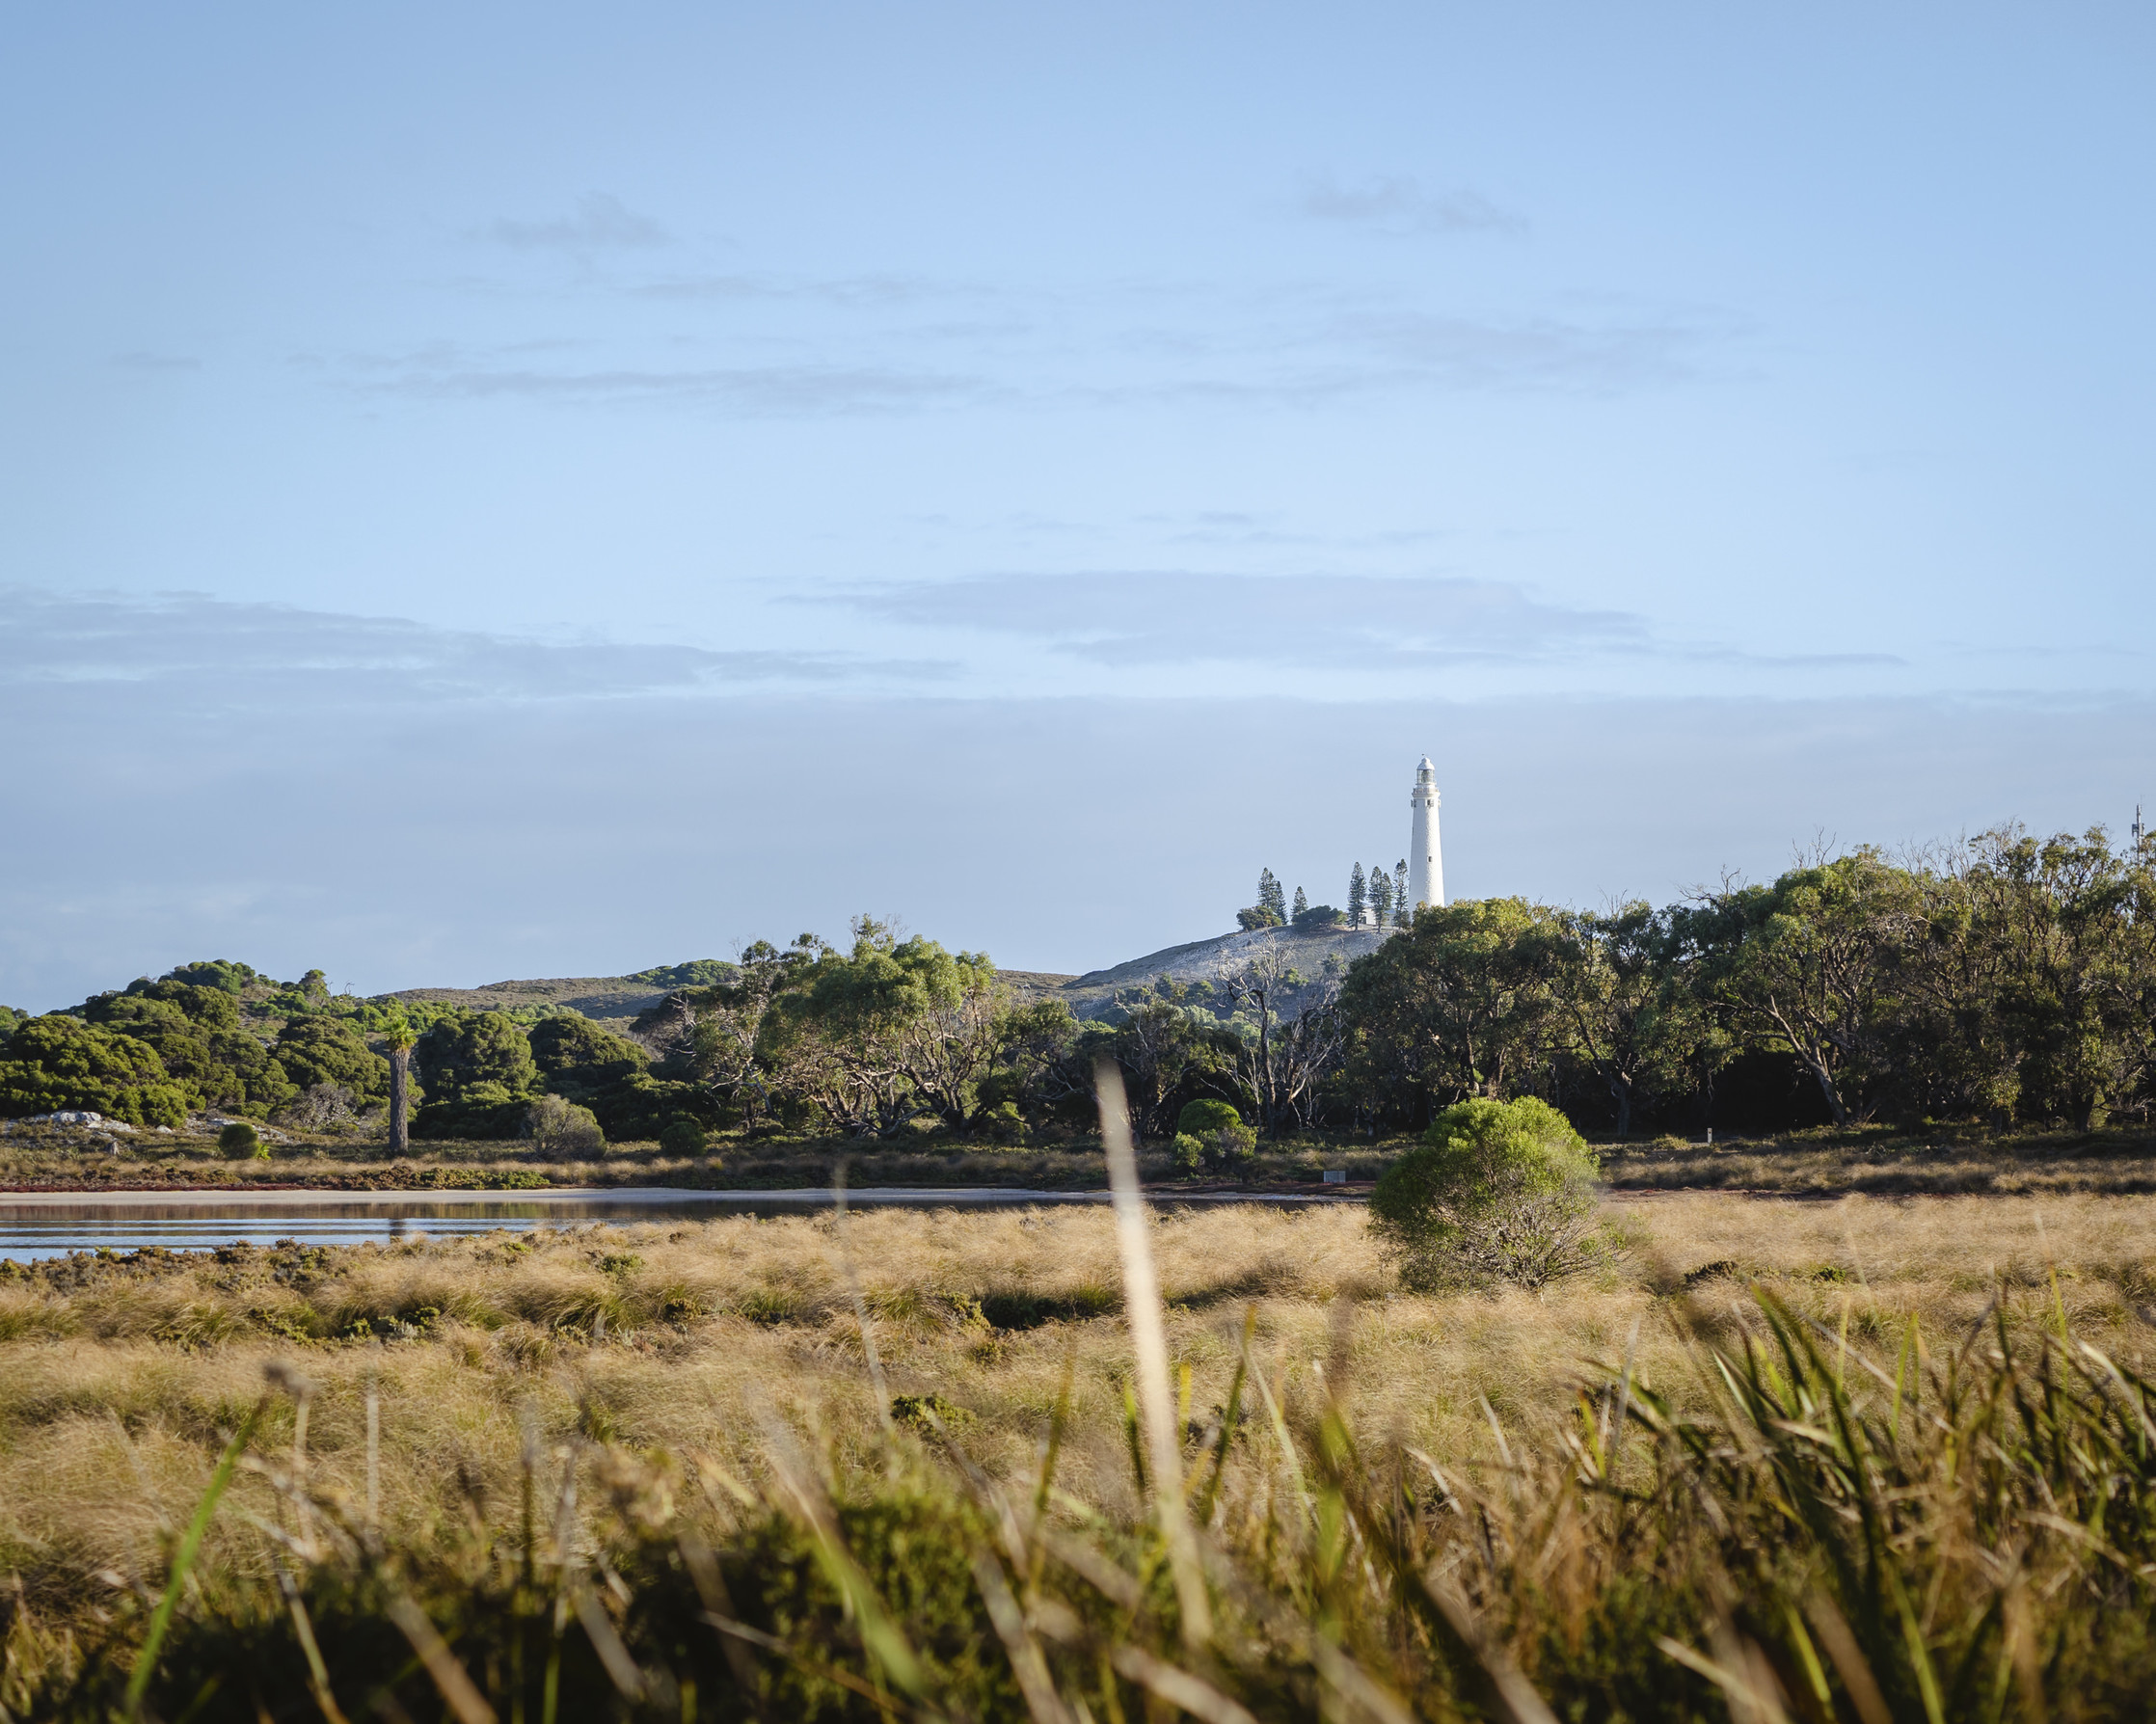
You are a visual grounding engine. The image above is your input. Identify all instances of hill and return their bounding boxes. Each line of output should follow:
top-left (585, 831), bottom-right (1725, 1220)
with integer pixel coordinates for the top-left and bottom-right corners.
top-left (375, 930), bottom-right (1396, 1038)
top-left (374, 929), bottom-right (1391, 1031)
top-left (1048, 922), bottom-right (1393, 1017)
top-left (377, 959), bottom-right (729, 1029)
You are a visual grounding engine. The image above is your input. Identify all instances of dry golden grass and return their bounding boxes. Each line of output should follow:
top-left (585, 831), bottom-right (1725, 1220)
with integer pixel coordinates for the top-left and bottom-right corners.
top-left (3, 1193), bottom-right (2154, 1628)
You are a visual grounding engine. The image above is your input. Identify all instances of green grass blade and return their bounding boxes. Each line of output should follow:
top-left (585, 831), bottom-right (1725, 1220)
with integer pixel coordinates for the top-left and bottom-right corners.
top-left (125, 1397), bottom-right (265, 1719)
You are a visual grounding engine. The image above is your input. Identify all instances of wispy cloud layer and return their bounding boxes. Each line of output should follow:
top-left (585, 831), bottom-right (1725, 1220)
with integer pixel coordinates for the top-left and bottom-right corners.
top-left (322, 292), bottom-right (1700, 419)
top-left (833, 571), bottom-right (1648, 667)
top-left (348, 354), bottom-right (990, 415)
top-left (479, 192), bottom-right (671, 252)
top-left (0, 587), bottom-right (951, 705)
top-left (1298, 175), bottom-right (1526, 236)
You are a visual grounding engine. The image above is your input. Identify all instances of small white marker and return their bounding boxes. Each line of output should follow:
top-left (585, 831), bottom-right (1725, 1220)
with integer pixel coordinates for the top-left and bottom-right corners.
top-left (1322, 1169), bottom-right (1347, 1184)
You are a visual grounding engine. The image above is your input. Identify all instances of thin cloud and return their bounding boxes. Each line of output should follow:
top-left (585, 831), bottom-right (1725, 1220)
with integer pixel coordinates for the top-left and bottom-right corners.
top-left (340, 348), bottom-right (991, 416)
top-left (112, 351), bottom-right (202, 372)
top-left (636, 272), bottom-right (944, 307)
top-left (828, 571), bottom-right (1649, 669)
top-left (479, 192), bottom-right (670, 252)
top-left (1064, 306), bottom-right (1704, 404)
top-left (0, 587), bottom-right (954, 706)
top-left (1299, 175), bottom-right (1526, 236)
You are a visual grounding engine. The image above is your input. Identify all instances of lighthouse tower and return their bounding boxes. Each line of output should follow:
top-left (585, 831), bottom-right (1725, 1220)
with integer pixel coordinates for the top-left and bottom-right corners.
top-left (1408, 756), bottom-right (1444, 910)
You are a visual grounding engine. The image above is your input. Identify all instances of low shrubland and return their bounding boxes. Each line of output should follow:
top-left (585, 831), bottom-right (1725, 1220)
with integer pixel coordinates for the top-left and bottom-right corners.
top-left (1, 1194), bottom-right (2154, 1716)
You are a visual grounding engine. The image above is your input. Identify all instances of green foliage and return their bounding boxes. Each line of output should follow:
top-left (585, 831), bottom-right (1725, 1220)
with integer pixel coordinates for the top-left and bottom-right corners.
top-left (0, 1015), bottom-right (191, 1126)
top-left (84, 983), bottom-right (299, 1116)
top-left (273, 1016), bottom-right (390, 1103)
top-left (1292, 901), bottom-right (1344, 928)
top-left (160, 958), bottom-right (260, 994)
top-left (973, 1099), bottom-right (1028, 1144)
top-left (1370, 1096), bottom-right (1617, 1289)
top-left (526, 1092), bottom-right (605, 1159)
top-left (1368, 860), bottom-right (1394, 928)
top-left (1235, 905), bottom-right (1283, 930)
top-left (657, 1117), bottom-right (708, 1156)
top-left (216, 1121), bottom-right (266, 1161)
top-left (1165, 1101), bottom-right (1253, 1174)
top-left (757, 919), bottom-right (1007, 1137)
top-left (529, 1013), bottom-right (649, 1085)
top-left (626, 957), bottom-right (734, 989)
top-left (1257, 866), bottom-right (1286, 922)
top-left (412, 1011), bottom-right (541, 1138)
top-left (1342, 897), bottom-right (1566, 1116)
top-left (1175, 1097), bottom-right (1244, 1137)
top-left (417, 1010), bottom-right (540, 1092)
top-left (1075, 981), bottom-right (1240, 1140)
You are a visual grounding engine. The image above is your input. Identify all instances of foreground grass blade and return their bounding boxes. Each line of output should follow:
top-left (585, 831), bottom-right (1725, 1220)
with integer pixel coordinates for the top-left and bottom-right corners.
top-left (386, 1591), bottom-right (499, 1724)
top-left (125, 1396), bottom-right (266, 1720)
top-left (1094, 1056), bottom-right (1213, 1645)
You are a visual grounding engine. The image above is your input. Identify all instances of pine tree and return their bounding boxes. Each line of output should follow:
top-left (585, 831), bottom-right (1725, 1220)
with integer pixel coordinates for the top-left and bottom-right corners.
top-left (1258, 868), bottom-right (1286, 921)
top-left (1292, 885), bottom-right (1307, 922)
top-left (1348, 863), bottom-right (1367, 927)
top-left (1369, 862), bottom-right (1393, 928)
top-left (1394, 859), bottom-right (1409, 922)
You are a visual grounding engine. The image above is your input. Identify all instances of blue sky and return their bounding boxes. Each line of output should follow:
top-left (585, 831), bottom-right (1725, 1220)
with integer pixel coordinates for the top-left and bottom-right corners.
top-left (4, 3), bottom-right (2153, 1008)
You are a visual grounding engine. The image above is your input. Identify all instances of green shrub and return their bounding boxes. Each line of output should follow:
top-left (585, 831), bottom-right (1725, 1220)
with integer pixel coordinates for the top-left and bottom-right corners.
top-left (526, 1093), bottom-right (605, 1160)
top-left (1175, 1098), bottom-right (1256, 1172)
top-left (1170, 1132), bottom-right (1206, 1176)
top-left (1175, 1098), bottom-right (1242, 1138)
top-left (0, 1016), bottom-right (192, 1128)
top-left (274, 1016), bottom-right (390, 1103)
top-left (974, 1100), bottom-right (1028, 1144)
top-left (1369, 1095), bottom-right (1618, 1290)
top-left (217, 1121), bottom-right (266, 1161)
top-left (657, 1118), bottom-right (708, 1156)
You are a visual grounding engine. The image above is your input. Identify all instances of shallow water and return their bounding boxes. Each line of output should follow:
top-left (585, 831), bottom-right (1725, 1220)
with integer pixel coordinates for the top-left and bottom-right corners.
top-left (0, 1186), bottom-right (1327, 1260)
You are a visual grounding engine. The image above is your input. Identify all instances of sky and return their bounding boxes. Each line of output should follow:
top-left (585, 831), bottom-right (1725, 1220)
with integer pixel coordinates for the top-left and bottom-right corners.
top-left (3, 2), bottom-right (2153, 1010)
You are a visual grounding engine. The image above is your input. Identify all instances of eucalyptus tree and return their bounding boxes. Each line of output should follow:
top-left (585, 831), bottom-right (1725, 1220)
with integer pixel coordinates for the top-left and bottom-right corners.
top-left (1219, 950), bottom-right (1344, 1135)
top-left (1671, 849), bottom-right (1926, 1127)
top-left (757, 918), bottom-right (1007, 1136)
top-left (1338, 897), bottom-right (1569, 1118)
top-left (1529, 902), bottom-right (1699, 1139)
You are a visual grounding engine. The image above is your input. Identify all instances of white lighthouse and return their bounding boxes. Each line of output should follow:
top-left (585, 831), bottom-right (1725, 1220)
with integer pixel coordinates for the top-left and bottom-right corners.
top-left (1408, 756), bottom-right (1444, 910)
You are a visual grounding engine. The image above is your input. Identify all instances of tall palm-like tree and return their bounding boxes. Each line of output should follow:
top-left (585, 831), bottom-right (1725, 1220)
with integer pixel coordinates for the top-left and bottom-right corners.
top-left (384, 1011), bottom-right (417, 1154)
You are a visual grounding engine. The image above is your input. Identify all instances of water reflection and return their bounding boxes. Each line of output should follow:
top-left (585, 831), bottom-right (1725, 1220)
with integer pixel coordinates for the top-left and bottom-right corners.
top-left (0, 1187), bottom-right (1323, 1261)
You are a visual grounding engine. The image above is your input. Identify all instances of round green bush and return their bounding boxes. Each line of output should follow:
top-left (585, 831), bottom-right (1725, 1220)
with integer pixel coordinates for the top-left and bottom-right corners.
top-left (1176, 1099), bottom-right (1244, 1138)
top-left (658, 1118), bottom-right (708, 1156)
top-left (217, 1120), bottom-right (266, 1161)
top-left (1369, 1096), bottom-right (1617, 1290)
top-left (526, 1093), bottom-right (606, 1160)
top-left (1175, 1098), bottom-right (1256, 1172)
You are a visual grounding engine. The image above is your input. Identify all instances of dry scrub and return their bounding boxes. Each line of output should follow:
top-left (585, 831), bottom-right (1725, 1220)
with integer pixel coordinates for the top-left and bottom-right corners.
top-left (2, 1196), bottom-right (2151, 1602)
top-left (3, 1194), bottom-right (2155, 1715)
